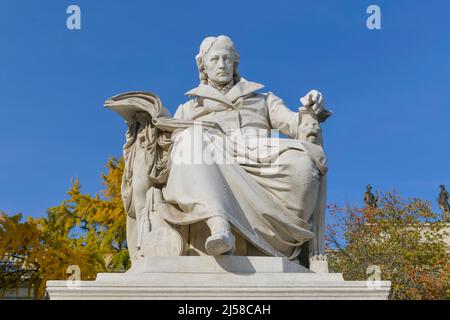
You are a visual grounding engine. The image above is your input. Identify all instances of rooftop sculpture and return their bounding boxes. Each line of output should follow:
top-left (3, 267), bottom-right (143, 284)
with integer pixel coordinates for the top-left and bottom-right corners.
top-left (438, 185), bottom-right (450, 222)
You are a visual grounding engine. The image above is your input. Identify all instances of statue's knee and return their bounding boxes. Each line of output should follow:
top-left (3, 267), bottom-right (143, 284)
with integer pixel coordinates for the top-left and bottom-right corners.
top-left (284, 152), bottom-right (319, 184)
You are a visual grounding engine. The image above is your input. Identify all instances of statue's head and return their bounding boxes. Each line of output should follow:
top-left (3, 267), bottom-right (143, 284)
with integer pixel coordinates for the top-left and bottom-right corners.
top-left (440, 185), bottom-right (446, 190)
top-left (196, 35), bottom-right (240, 86)
top-left (367, 184), bottom-right (373, 191)
top-left (298, 107), bottom-right (323, 145)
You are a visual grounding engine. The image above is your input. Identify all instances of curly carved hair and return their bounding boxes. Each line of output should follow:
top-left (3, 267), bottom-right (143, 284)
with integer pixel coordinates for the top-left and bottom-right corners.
top-left (195, 35), bottom-right (241, 84)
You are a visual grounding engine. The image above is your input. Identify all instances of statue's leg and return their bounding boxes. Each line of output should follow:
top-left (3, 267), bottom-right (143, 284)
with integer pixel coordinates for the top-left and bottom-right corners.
top-left (165, 126), bottom-right (238, 255)
top-left (293, 153), bottom-right (321, 224)
top-left (243, 148), bottom-right (322, 259)
top-left (445, 205), bottom-right (450, 222)
top-left (205, 216), bottom-right (235, 256)
top-left (252, 149), bottom-right (320, 223)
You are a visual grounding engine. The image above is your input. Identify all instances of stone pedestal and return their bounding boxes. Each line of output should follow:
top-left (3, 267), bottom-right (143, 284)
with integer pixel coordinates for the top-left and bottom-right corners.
top-left (46, 256), bottom-right (391, 300)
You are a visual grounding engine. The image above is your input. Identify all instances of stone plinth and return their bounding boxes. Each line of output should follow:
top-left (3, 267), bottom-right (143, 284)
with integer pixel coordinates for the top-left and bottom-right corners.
top-left (46, 256), bottom-right (391, 300)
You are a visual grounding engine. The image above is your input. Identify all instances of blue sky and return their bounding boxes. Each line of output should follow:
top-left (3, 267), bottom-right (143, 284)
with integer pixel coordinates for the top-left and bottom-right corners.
top-left (0, 0), bottom-right (449, 219)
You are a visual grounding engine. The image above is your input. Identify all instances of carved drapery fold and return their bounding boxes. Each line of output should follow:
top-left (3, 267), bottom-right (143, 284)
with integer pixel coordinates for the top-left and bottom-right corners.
top-left (105, 92), bottom-right (221, 219)
top-left (105, 92), bottom-right (173, 218)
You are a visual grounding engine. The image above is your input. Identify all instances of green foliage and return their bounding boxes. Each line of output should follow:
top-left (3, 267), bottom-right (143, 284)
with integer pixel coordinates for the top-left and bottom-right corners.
top-left (0, 157), bottom-right (129, 299)
top-left (326, 191), bottom-right (450, 300)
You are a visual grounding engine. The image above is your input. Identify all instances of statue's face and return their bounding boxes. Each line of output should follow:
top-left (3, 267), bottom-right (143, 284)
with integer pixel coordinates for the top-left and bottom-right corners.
top-left (298, 112), bottom-right (321, 144)
top-left (203, 40), bottom-right (234, 85)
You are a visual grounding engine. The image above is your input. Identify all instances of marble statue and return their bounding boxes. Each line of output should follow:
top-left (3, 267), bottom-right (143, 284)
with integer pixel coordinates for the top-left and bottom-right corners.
top-left (105, 35), bottom-right (332, 272)
top-left (438, 185), bottom-right (450, 222)
top-left (364, 184), bottom-right (378, 208)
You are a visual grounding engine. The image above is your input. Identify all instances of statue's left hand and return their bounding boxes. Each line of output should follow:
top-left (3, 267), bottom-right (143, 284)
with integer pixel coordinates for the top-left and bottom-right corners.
top-left (300, 90), bottom-right (325, 115)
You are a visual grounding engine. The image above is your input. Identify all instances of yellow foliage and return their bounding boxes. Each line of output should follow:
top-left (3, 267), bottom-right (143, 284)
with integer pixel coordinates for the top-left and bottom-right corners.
top-left (0, 157), bottom-right (129, 299)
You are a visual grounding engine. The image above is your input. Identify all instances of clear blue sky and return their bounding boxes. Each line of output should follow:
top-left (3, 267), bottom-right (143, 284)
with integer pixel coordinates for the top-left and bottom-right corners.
top-left (1, 0), bottom-right (449, 219)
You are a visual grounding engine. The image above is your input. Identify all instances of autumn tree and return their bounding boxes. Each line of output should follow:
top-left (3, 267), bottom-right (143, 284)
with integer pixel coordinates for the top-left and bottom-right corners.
top-left (49, 157), bottom-right (129, 271)
top-left (0, 157), bottom-right (128, 299)
top-left (326, 191), bottom-right (450, 300)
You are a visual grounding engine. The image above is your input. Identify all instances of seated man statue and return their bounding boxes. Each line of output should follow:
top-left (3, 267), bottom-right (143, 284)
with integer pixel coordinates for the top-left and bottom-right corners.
top-left (105, 35), bottom-right (332, 271)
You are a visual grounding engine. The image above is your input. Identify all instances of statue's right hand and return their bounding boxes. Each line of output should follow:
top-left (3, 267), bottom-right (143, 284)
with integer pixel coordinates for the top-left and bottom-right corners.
top-left (300, 90), bottom-right (325, 115)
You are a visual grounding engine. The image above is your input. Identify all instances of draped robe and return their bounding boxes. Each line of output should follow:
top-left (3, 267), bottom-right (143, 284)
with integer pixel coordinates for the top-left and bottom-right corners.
top-left (156, 78), bottom-right (328, 259)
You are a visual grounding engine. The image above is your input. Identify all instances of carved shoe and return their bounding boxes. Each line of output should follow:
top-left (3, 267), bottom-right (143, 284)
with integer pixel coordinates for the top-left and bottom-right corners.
top-left (205, 231), bottom-right (235, 256)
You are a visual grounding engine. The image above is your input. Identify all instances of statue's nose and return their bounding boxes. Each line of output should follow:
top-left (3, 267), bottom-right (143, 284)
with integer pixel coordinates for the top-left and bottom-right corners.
top-left (217, 57), bottom-right (226, 68)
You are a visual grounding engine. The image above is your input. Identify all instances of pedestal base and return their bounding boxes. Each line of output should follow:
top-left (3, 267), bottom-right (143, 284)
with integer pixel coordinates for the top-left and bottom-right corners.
top-left (46, 256), bottom-right (391, 300)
